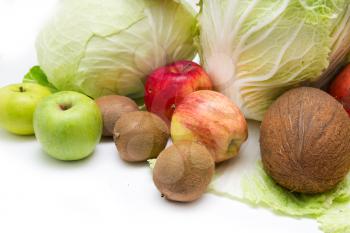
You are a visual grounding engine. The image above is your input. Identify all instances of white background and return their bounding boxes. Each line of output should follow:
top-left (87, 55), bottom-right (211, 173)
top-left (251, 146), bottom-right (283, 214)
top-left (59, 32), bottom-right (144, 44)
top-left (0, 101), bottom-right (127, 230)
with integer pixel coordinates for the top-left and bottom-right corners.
top-left (0, 1), bottom-right (321, 233)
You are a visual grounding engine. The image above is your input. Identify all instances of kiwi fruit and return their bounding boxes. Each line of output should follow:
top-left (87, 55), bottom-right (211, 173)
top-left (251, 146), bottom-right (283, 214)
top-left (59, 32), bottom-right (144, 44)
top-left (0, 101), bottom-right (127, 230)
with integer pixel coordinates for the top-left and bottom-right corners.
top-left (153, 142), bottom-right (215, 202)
top-left (260, 87), bottom-right (350, 194)
top-left (113, 111), bottom-right (169, 162)
top-left (95, 95), bottom-right (138, 137)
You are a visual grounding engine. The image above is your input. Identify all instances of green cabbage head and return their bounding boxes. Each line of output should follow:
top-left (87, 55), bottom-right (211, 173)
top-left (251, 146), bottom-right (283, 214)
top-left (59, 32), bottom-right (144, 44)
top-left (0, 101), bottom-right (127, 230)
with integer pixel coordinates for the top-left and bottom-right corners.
top-left (199, 0), bottom-right (350, 121)
top-left (36, 0), bottom-right (197, 99)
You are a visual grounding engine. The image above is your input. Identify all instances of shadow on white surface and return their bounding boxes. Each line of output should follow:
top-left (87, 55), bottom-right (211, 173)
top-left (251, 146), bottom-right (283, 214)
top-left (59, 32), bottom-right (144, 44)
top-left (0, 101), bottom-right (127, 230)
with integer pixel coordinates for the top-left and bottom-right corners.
top-left (0, 129), bottom-right (36, 143)
top-left (35, 146), bottom-right (95, 168)
top-left (99, 136), bottom-right (114, 144)
top-left (158, 192), bottom-right (216, 209)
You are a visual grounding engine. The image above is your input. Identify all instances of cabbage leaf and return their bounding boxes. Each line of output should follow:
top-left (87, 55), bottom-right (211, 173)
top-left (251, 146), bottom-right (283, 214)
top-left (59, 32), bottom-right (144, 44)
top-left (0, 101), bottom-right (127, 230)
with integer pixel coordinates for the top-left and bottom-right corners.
top-left (23, 66), bottom-right (57, 92)
top-left (318, 204), bottom-right (350, 233)
top-left (241, 163), bottom-right (350, 218)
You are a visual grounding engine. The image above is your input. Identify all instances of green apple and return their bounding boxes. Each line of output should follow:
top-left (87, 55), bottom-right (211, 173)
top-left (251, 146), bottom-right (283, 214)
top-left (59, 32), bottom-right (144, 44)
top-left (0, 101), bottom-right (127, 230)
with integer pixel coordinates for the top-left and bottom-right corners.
top-left (0, 83), bottom-right (51, 135)
top-left (34, 91), bottom-right (102, 161)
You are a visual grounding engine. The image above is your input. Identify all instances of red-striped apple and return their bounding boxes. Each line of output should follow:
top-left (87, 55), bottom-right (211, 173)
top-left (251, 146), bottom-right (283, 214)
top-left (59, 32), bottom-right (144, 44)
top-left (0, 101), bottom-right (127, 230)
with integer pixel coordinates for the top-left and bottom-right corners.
top-left (171, 90), bottom-right (248, 163)
top-left (144, 61), bottom-right (212, 125)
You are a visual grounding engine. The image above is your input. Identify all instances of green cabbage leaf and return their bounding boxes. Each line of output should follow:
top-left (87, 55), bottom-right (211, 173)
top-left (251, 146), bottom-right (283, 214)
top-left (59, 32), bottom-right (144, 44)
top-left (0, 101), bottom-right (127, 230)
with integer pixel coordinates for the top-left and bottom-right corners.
top-left (318, 204), bottom-right (350, 233)
top-left (23, 66), bottom-right (57, 92)
top-left (241, 163), bottom-right (350, 218)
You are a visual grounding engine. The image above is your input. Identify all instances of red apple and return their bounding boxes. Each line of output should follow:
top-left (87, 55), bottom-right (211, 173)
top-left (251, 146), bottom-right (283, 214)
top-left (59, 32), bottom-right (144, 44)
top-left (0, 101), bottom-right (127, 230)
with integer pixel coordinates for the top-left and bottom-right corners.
top-left (144, 60), bottom-right (213, 125)
top-left (329, 64), bottom-right (350, 116)
top-left (171, 90), bottom-right (248, 163)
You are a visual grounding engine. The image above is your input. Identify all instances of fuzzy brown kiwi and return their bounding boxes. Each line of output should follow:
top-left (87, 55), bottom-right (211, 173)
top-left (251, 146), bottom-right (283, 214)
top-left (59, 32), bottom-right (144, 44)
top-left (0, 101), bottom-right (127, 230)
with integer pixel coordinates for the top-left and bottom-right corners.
top-left (113, 111), bottom-right (169, 162)
top-left (153, 142), bottom-right (215, 202)
top-left (260, 87), bottom-right (350, 194)
top-left (95, 95), bottom-right (139, 136)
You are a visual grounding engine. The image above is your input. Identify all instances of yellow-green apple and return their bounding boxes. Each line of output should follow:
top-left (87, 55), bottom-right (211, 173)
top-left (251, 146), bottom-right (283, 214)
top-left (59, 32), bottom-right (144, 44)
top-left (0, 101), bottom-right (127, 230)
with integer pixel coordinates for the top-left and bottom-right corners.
top-left (0, 83), bottom-right (51, 135)
top-left (171, 90), bottom-right (248, 163)
top-left (34, 91), bottom-right (102, 161)
top-left (144, 60), bottom-right (212, 125)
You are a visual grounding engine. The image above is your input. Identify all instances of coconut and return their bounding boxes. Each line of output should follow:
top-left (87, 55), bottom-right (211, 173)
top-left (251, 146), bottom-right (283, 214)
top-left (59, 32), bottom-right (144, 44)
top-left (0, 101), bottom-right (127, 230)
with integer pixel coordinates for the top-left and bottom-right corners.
top-left (260, 87), bottom-right (350, 194)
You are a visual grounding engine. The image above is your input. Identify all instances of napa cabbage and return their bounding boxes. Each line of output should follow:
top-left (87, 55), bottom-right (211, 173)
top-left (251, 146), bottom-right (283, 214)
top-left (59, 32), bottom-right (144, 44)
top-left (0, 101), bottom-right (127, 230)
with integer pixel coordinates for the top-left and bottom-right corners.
top-left (198, 0), bottom-right (350, 120)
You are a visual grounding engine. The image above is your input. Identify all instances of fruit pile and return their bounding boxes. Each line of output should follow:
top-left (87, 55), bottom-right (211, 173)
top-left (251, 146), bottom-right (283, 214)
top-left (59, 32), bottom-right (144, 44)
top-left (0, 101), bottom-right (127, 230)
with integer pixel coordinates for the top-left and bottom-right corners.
top-left (1, 61), bottom-right (350, 204)
top-left (99, 61), bottom-right (249, 202)
top-left (0, 60), bottom-right (248, 202)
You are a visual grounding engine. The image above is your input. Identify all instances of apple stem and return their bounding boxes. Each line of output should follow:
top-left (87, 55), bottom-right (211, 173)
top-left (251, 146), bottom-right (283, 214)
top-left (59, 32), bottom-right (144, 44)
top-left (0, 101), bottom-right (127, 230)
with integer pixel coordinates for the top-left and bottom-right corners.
top-left (182, 63), bottom-right (192, 73)
top-left (19, 86), bottom-right (25, 92)
top-left (59, 103), bottom-right (72, 111)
